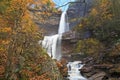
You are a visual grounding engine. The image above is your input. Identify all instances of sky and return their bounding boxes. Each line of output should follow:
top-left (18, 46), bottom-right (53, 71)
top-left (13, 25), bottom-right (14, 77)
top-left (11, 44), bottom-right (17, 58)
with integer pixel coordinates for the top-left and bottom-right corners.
top-left (52, 0), bottom-right (75, 11)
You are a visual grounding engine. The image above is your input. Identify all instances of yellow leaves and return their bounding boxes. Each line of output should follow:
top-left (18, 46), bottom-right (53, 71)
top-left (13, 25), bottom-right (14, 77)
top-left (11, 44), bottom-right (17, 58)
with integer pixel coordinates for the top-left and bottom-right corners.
top-left (79, 24), bottom-right (83, 27)
top-left (87, 0), bottom-right (114, 28)
top-left (10, 0), bottom-right (33, 8)
top-left (30, 0), bottom-right (56, 22)
top-left (1, 40), bottom-right (10, 45)
top-left (33, 0), bottom-right (55, 8)
top-left (90, 8), bottom-right (98, 16)
top-left (75, 38), bottom-right (105, 57)
top-left (100, 0), bottom-right (111, 8)
top-left (0, 0), bottom-right (56, 79)
top-left (0, 47), bottom-right (4, 52)
top-left (99, 0), bottom-right (113, 20)
top-left (0, 27), bottom-right (11, 32)
top-left (40, 0), bottom-right (55, 6)
top-left (41, 0), bottom-right (49, 4)
top-left (110, 43), bottom-right (120, 57)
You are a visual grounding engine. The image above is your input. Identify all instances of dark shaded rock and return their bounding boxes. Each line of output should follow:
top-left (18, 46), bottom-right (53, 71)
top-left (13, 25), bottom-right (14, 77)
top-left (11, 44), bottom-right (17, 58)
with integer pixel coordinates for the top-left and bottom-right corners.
top-left (109, 64), bottom-right (120, 78)
top-left (82, 57), bottom-right (94, 64)
top-left (68, 0), bottom-right (94, 29)
top-left (81, 64), bottom-right (99, 78)
top-left (62, 31), bottom-right (79, 42)
top-left (88, 72), bottom-right (106, 80)
top-left (62, 31), bottom-right (79, 54)
top-left (35, 16), bottom-right (60, 36)
top-left (81, 59), bottom-right (120, 80)
top-left (80, 66), bottom-right (93, 73)
top-left (62, 40), bottom-right (74, 54)
top-left (70, 53), bottom-right (86, 61)
top-left (93, 64), bottom-right (114, 69)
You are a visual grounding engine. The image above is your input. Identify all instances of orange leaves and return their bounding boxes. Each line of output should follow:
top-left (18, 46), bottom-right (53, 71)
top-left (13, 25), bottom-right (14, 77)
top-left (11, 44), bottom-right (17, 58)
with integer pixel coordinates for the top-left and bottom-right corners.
top-left (30, 72), bottom-right (51, 80)
top-left (56, 60), bottom-right (68, 77)
top-left (0, 66), bottom-right (5, 77)
top-left (0, 40), bottom-right (10, 45)
top-left (20, 69), bottom-right (35, 78)
top-left (0, 0), bottom-right (61, 80)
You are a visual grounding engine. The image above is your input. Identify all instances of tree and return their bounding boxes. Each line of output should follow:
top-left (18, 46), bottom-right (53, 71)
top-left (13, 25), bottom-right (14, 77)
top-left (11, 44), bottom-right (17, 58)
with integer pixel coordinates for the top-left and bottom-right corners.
top-left (73, 0), bottom-right (120, 63)
top-left (28, 0), bottom-right (59, 22)
top-left (0, 0), bottom-right (62, 80)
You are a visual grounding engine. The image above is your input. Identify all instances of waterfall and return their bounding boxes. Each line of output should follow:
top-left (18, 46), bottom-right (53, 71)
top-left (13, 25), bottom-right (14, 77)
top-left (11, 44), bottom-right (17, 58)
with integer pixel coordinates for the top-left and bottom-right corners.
top-left (40, 11), bottom-right (69, 60)
top-left (67, 61), bottom-right (87, 80)
top-left (39, 3), bottom-right (87, 80)
top-left (58, 11), bottom-right (69, 34)
top-left (41, 34), bottom-right (62, 60)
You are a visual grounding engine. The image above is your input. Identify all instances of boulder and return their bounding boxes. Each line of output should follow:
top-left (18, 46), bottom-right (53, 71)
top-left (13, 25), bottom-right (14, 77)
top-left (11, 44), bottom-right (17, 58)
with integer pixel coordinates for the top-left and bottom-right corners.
top-left (62, 31), bottom-right (79, 42)
top-left (93, 64), bottom-right (114, 69)
top-left (109, 64), bottom-right (120, 78)
top-left (88, 72), bottom-right (106, 80)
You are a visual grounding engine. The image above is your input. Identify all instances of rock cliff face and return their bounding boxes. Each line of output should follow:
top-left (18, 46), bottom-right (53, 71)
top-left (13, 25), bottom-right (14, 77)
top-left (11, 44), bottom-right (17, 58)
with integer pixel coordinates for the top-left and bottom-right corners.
top-left (34, 0), bottom-right (94, 36)
top-left (68, 0), bottom-right (94, 29)
top-left (34, 14), bottom-right (61, 36)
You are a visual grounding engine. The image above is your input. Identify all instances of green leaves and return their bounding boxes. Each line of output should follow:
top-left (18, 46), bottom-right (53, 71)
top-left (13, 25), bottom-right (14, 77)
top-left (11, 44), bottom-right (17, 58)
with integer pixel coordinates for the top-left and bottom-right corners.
top-left (75, 38), bottom-right (104, 56)
top-left (0, 0), bottom-right (10, 14)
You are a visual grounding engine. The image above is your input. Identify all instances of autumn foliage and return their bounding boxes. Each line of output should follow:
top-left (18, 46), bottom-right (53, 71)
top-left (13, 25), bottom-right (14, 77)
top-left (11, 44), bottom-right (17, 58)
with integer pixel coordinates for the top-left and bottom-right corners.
top-left (0, 0), bottom-right (62, 80)
top-left (74, 0), bottom-right (120, 63)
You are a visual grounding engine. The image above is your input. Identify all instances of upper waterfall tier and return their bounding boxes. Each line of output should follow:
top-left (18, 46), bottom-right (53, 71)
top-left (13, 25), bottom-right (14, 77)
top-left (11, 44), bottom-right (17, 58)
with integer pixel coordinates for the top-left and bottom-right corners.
top-left (58, 11), bottom-right (69, 34)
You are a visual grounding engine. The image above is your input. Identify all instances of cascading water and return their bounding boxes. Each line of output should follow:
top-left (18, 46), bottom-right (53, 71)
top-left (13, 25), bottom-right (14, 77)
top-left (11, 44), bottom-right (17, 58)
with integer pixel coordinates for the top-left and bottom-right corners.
top-left (67, 61), bottom-right (87, 80)
top-left (41, 34), bottom-right (62, 60)
top-left (40, 11), bottom-right (69, 61)
top-left (58, 11), bottom-right (69, 34)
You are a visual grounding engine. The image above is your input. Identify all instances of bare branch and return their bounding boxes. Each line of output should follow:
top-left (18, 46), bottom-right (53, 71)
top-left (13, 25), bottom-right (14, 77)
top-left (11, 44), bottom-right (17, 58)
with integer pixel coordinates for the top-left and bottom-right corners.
top-left (56, 1), bottom-right (86, 9)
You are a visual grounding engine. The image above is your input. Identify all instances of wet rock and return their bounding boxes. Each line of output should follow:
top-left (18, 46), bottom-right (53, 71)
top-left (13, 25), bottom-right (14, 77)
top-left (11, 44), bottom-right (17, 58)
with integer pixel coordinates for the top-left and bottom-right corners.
top-left (80, 66), bottom-right (95, 78)
top-left (88, 72), bottom-right (106, 80)
top-left (62, 31), bottom-right (79, 54)
top-left (109, 64), bottom-right (120, 78)
top-left (82, 57), bottom-right (94, 64)
top-left (93, 64), bottom-right (114, 69)
top-left (80, 66), bottom-right (93, 73)
top-left (62, 31), bottom-right (79, 42)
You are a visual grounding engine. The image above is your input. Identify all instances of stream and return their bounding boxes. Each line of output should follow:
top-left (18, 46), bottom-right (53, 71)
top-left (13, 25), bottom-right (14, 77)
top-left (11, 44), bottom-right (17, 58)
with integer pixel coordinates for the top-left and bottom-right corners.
top-left (67, 61), bottom-right (87, 80)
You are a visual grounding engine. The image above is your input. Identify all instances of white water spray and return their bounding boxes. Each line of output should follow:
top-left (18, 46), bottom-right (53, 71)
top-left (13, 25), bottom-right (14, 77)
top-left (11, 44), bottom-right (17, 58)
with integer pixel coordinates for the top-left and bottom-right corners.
top-left (67, 61), bottom-right (87, 80)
